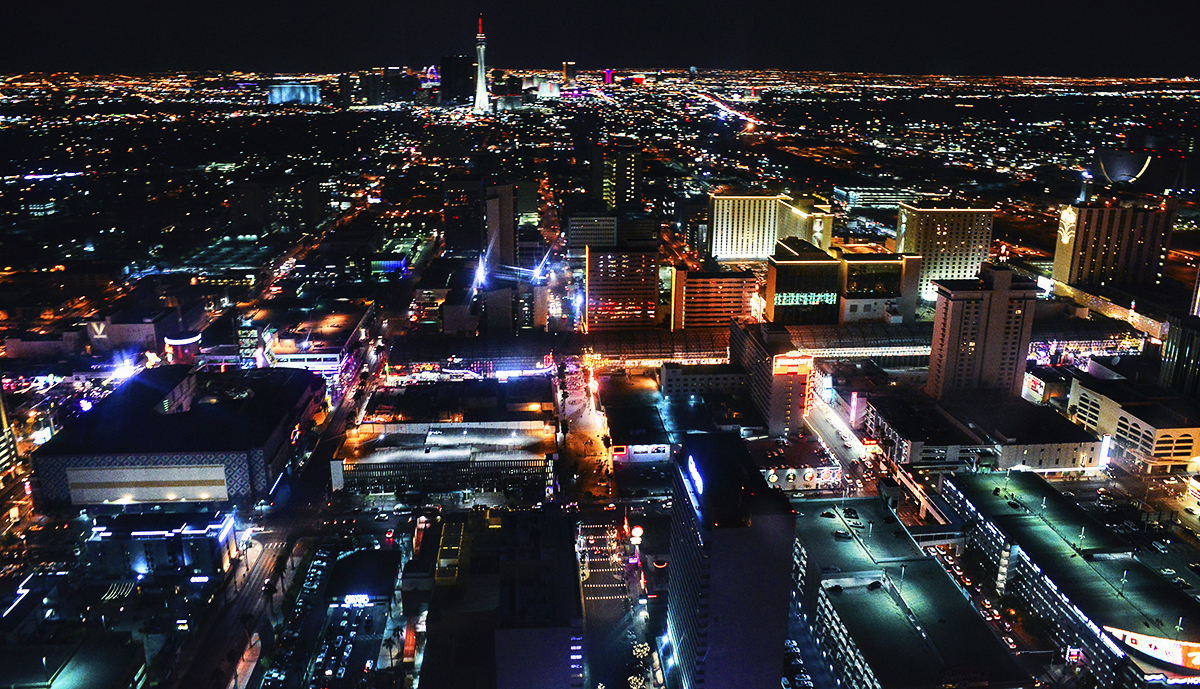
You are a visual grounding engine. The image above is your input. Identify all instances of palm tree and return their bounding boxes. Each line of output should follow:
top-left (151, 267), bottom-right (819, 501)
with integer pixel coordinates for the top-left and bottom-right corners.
top-left (381, 637), bottom-right (395, 667)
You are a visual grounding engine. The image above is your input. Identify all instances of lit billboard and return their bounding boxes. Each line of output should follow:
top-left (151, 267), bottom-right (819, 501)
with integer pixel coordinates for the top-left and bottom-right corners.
top-left (1104, 626), bottom-right (1200, 670)
top-left (773, 352), bottom-right (813, 376)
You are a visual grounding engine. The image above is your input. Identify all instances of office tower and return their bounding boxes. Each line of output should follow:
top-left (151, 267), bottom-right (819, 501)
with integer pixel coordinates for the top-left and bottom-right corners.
top-left (729, 321), bottom-right (814, 436)
top-left (670, 268), bottom-right (757, 330)
top-left (443, 179), bottom-right (485, 256)
top-left (440, 55), bottom-right (475, 104)
top-left (584, 246), bottom-right (658, 331)
top-left (473, 17), bottom-right (489, 113)
top-left (896, 201), bottom-right (994, 301)
top-left (561, 61), bottom-right (576, 87)
top-left (365, 71), bottom-right (383, 105)
top-left (707, 192), bottom-right (808, 261)
top-left (925, 263), bottom-right (1038, 400)
top-left (337, 73), bottom-right (354, 109)
top-left (764, 237), bottom-right (841, 325)
top-left (666, 433), bottom-right (795, 689)
top-left (565, 214), bottom-right (617, 256)
top-left (1051, 198), bottom-right (1175, 289)
top-left (592, 144), bottom-right (642, 210)
top-left (1160, 315), bottom-right (1200, 399)
top-left (485, 183), bottom-right (516, 267)
top-left (615, 209), bottom-right (659, 247)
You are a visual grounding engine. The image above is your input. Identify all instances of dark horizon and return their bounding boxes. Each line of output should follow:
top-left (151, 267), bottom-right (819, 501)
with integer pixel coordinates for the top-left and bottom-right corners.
top-left (5, 0), bottom-right (1200, 78)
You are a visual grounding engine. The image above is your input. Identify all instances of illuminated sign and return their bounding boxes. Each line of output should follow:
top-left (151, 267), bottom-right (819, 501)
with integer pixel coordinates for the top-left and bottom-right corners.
top-left (1024, 373), bottom-right (1046, 397)
top-left (1058, 206), bottom-right (1078, 246)
top-left (164, 333), bottom-right (202, 346)
top-left (1099, 434), bottom-right (1112, 468)
top-left (190, 576), bottom-right (210, 583)
top-left (773, 352), bottom-right (813, 376)
top-left (803, 467), bottom-right (816, 482)
top-left (344, 594), bottom-right (371, 607)
top-left (774, 292), bottom-right (837, 306)
top-left (1104, 626), bottom-right (1200, 669)
top-left (687, 456), bottom-right (704, 495)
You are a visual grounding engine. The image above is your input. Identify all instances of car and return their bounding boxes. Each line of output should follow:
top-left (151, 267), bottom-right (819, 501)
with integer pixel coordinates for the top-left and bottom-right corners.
top-left (820, 511), bottom-right (835, 519)
top-left (833, 530), bottom-right (852, 540)
top-left (385, 528), bottom-right (395, 538)
top-left (848, 520), bottom-right (865, 529)
top-left (374, 513), bottom-right (390, 521)
top-left (337, 667), bottom-right (346, 679)
top-left (1187, 507), bottom-right (1197, 515)
top-left (843, 442), bottom-right (853, 448)
top-left (1003, 635), bottom-right (1017, 649)
top-left (961, 576), bottom-right (972, 586)
top-left (982, 599), bottom-right (994, 609)
top-left (1162, 568), bottom-right (1178, 576)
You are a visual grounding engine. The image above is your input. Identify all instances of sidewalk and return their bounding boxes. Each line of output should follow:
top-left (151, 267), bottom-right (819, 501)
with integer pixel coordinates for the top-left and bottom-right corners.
top-left (227, 632), bottom-right (261, 689)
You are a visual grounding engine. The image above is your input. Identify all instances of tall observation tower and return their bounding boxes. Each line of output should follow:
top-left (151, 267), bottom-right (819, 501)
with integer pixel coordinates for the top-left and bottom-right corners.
top-left (472, 16), bottom-right (489, 114)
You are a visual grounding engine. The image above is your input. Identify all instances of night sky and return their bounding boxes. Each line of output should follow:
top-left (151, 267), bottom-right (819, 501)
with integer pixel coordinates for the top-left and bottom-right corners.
top-left (4, 0), bottom-right (1200, 76)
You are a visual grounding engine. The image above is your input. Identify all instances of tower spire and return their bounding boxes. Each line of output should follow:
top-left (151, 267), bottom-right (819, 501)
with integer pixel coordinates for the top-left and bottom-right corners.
top-left (473, 15), bottom-right (489, 113)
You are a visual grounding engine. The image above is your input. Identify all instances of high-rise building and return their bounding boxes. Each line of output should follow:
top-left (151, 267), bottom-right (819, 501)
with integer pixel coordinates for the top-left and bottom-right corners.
top-left (765, 238), bottom-right (921, 326)
top-left (670, 268), bottom-right (757, 330)
top-left (729, 320), bottom-right (815, 436)
top-left (764, 237), bottom-right (841, 325)
top-left (666, 433), bottom-right (795, 689)
top-left (473, 17), bottom-right (489, 114)
top-left (561, 61), bottom-right (576, 87)
top-left (1160, 315), bottom-right (1200, 399)
top-left (443, 178), bottom-right (485, 256)
top-left (707, 192), bottom-right (811, 261)
top-left (584, 246), bottom-right (658, 331)
top-left (0, 387), bottom-right (18, 495)
top-left (592, 144), bottom-right (642, 210)
top-left (439, 55), bottom-right (475, 104)
top-left (896, 201), bottom-right (994, 301)
top-left (565, 214), bottom-right (617, 256)
top-left (485, 183), bottom-right (516, 267)
top-left (925, 263), bottom-right (1038, 400)
top-left (1051, 198), bottom-right (1175, 289)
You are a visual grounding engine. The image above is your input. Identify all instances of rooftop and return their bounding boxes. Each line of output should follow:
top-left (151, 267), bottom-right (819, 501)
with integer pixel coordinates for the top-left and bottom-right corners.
top-left (793, 497), bottom-right (1030, 688)
top-left (949, 472), bottom-right (1200, 649)
top-left (680, 433), bottom-right (793, 529)
top-left (33, 365), bottom-right (323, 457)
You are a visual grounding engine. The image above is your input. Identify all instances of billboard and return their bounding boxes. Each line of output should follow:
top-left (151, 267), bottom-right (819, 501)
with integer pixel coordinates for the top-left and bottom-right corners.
top-left (773, 352), bottom-right (813, 376)
top-left (1104, 626), bottom-right (1200, 670)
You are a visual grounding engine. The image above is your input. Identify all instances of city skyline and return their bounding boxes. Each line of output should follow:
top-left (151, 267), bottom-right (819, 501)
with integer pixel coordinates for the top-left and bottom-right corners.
top-left (5, 0), bottom-right (1200, 76)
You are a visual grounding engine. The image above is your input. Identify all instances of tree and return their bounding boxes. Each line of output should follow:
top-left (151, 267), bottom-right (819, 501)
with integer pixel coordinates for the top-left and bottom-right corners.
top-left (239, 613), bottom-right (256, 647)
top-left (382, 637), bottom-right (396, 667)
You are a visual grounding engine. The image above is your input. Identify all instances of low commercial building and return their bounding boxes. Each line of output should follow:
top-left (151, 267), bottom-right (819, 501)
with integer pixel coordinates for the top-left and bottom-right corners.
top-left (85, 511), bottom-right (237, 581)
top-left (792, 497), bottom-right (1031, 689)
top-left (1066, 371), bottom-right (1200, 474)
top-left (32, 365), bottom-right (325, 506)
top-left (335, 378), bottom-right (557, 501)
top-left (657, 363), bottom-right (746, 399)
top-left (0, 632), bottom-right (147, 689)
top-left (943, 472), bottom-right (1200, 687)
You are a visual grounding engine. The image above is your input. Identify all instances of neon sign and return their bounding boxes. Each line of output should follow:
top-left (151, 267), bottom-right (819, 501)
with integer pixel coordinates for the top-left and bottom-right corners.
top-left (687, 456), bottom-right (704, 495)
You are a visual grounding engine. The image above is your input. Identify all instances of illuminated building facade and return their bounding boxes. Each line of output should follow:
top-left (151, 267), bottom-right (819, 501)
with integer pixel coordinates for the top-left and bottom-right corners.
top-left (765, 238), bottom-right (840, 325)
top-left (1052, 199), bottom-right (1174, 289)
top-left (85, 511), bottom-right (237, 580)
top-left (0, 389), bottom-right (17, 500)
top-left (565, 214), bottom-right (617, 256)
top-left (267, 83), bottom-right (320, 105)
top-left (584, 247), bottom-right (658, 331)
top-left (593, 144), bottom-right (642, 210)
top-left (925, 264), bottom-right (1037, 401)
top-left (665, 433), bottom-right (794, 689)
top-left (669, 269), bottom-right (757, 330)
top-left (707, 192), bottom-right (796, 261)
top-left (443, 178), bottom-right (486, 256)
top-left (896, 201), bottom-right (994, 301)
